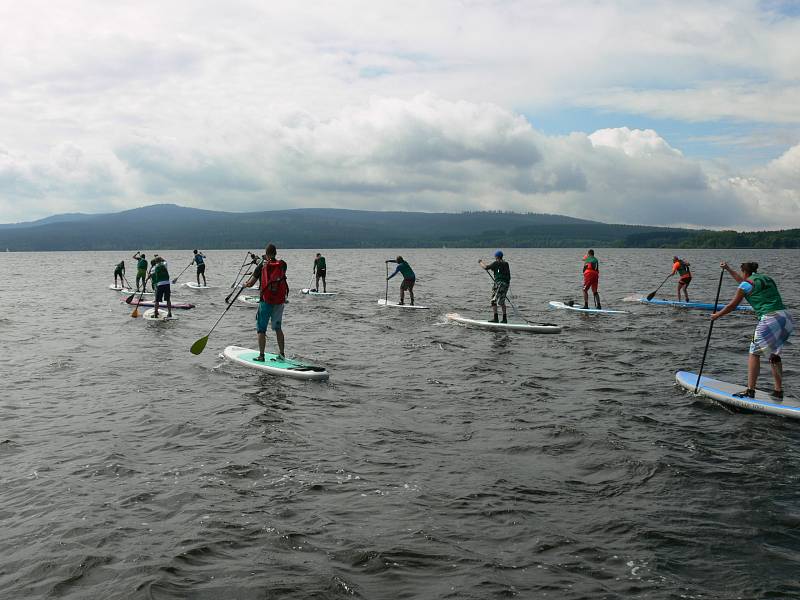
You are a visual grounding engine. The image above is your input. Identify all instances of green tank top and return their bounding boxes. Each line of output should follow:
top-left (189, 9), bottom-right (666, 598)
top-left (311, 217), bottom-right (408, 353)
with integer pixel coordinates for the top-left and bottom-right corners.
top-left (743, 272), bottom-right (785, 318)
top-left (137, 258), bottom-right (148, 270)
top-left (315, 257), bottom-right (326, 270)
top-left (584, 256), bottom-right (598, 271)
top-left (153, 262), bottom-right (170, 284)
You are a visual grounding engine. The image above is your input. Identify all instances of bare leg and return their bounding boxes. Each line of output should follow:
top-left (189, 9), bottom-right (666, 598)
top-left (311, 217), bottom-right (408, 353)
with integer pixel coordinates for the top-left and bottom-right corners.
top-left (258, 332), bottom-right (266, 356)
top-left (582, 288), bottom-right (589, 308)
top-left (770, 355), bottom-right (783, 392)
top-left (167, 297), bottom-right (172, 318)
top-left (322, 276), bottom-right (326, 293)
top-left (501, 303), bottom-right (507, 317)
top-left (409, 288), bottom-right (414, 305)
top-left (315, 275), bottom-right (320, 291)
top-left (593, 292), bottom-right (601, 309)
top-left (276, 330), bottom-right (285, 356)
top-left (747, 353), bottom-right (760, 390)
top-left (677, 283), bottom-right (683, 301)
top-left (153, 300), bottom-right (159, 317)
top-left (399, 289), bottom-right (405, 304)
top-left (202, 273), bottom-right (206, 286)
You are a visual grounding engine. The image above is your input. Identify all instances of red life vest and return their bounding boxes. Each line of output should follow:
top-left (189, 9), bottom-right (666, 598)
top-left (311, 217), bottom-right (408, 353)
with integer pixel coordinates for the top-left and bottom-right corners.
top-left (260, 259), bottom-right (288, 304)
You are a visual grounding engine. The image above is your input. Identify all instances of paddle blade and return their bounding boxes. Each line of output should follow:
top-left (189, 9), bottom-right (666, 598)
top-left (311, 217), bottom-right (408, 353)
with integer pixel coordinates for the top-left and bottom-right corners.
top-left (646, 291), bottom-right (657, 301)
top-left (125, 293), bottom-right (135, 303)
top-left (171, 278), bottom-right (177, 284)
top-left (131, 307), bottom-right (139, 318)
top-left (190, 335), bottom-right (209, 355)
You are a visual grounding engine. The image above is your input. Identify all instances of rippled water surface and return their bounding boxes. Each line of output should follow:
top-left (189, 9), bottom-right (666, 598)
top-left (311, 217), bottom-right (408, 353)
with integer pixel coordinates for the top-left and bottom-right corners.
top-left (2, 248), bottom-right (799, 599)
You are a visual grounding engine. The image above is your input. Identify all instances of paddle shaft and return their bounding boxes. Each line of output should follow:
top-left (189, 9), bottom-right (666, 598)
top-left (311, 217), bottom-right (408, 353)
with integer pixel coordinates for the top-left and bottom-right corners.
top-left (199, 284), bottom-right (249, 347)
top-left (694, 267), bottom-right (725, 393)
top-left (229, 252), bottom-right (252, 288)
top-left (225, 264), bottom-right (258, 304)
top-left (646, 273), bottom-right (673, 301)
top-left (385, 261), bottom-right (389, 304)
top-left (172, 260), bottom-right (194, 284)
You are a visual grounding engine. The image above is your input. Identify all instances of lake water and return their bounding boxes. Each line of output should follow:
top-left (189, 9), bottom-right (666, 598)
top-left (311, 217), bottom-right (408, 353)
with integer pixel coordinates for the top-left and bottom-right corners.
top-left (1, 248), bottom-right (799, 599)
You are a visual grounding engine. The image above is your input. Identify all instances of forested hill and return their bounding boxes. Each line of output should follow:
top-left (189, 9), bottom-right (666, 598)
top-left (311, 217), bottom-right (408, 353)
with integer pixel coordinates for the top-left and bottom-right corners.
top-left (0, 204), bottom-right (797, 250)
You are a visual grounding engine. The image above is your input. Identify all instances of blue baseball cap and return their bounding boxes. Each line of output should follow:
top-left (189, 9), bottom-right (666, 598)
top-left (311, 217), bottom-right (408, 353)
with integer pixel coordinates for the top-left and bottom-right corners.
top-left (494, 250), bottom-right (503, 258)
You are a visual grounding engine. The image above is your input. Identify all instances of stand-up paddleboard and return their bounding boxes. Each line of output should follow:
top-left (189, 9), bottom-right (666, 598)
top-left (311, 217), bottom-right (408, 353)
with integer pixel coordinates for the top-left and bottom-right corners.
top-left (238, 295), bottom-right (260, 307)
top-left (185, 282), bottom-right (215, 289)
top-left (223, 345), bottom-right (329, 380)
top-left (676, 371), bottom-right (800, 420)
top-left (142, 308), bottom-right (178, 321)
top-left (109, 284), bottom-right (132, 292)
top-left (446, 313), bottom-right (561, 334)
top-left (301, 289), bottom-right (338, 296)
top-left (549, 301), bottom-right (627, 315)
top-left (627, 297), bottom-right (753, 312)
top-left (378, 299), bottom-right (429, 310)
top-left (124, 299), bottom-right (195, 309)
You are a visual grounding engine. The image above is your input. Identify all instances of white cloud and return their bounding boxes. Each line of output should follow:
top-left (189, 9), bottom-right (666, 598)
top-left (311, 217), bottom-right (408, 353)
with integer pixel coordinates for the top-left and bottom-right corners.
top-left (0, 1), bottom-right (797, 227)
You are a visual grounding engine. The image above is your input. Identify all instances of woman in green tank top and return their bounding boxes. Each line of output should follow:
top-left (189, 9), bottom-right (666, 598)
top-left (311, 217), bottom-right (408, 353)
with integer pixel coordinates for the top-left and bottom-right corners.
top-left (711, 261), bottom-right (795, 399)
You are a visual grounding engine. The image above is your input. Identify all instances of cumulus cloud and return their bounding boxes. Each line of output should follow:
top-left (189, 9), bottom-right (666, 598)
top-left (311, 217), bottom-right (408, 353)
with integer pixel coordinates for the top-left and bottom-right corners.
top-left (0, 1), bottom-right (798, 227)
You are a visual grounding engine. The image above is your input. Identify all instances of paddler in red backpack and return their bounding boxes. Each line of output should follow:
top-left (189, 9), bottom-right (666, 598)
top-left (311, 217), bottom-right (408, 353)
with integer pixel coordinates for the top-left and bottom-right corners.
top-left (242, 243), bottom-right (289, 361)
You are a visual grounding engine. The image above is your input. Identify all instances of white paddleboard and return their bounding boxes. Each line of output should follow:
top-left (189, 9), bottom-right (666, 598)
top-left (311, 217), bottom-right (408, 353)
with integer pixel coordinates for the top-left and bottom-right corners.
top-left (301, 289), bottom-right (338, 296)
top-left (109, 284), bottom-right (132, 292)
top-left (446, 313), bottom-right (561, 334)
top-left (142, 308), bottom-right (178, 321)
top-left (223, 345), bottom-right (329, 380)
top-left (238, 295), bottom-right (260, 307)
top-left (549, 301), bottom-right (627, 315)
top-left (378, 298), bottom-right (429, 310)
top-left (676, 371), bottom-right (800, 420)
top-left (185, 282), bottom-right (215, 289)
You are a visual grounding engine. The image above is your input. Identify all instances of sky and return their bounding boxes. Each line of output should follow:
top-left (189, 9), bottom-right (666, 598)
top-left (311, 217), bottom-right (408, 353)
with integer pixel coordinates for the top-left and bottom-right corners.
top-left (0, 0), bottom-right (798, 229)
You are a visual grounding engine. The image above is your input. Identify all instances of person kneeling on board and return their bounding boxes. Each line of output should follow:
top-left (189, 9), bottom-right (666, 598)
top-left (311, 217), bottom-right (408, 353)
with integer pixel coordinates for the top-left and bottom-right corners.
top-left (711, 261), bottom-right (795, 399)
top-left (150, 257), bottom-right (173, 318)
top-left (242, 244), bottom-right (288, 361)
top-left (671, 256), bottom-right (692, 302)
top-left (387, 256), bottom-right (416, 306)
top-left (582, 249), bottom-right (601, 309)
top-left (479, 250), bottom-right (510, 323)
top-left (113, 260), bottom-right (126, 288)
top-left (133, 252), bottom-right (148, 291)
top-left (313, 253), bottom-right (327, 292)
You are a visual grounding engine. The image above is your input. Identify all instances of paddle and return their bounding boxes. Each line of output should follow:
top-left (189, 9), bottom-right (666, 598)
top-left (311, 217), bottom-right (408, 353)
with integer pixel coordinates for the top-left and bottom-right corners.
top-left (171, 260), bottom-right (194, 284)
top-left (225, 264), bottom-right (258, 304)
top-left (190, 283), bottom-right (249, 355)
top-left (130, 275), bottom-right (152, 317)
top-left (122, 274), bottom-right (133, 290)
top-left (384, 261), bottom-right (390, 304)
top-left (693, 267), bottom-right (725, 394)
top-left (646, 273), bottom-right (673, 301)
top-left (229, 252), bottom-right (254, 288)
top-left (307, 270), bottom-right (315, 292)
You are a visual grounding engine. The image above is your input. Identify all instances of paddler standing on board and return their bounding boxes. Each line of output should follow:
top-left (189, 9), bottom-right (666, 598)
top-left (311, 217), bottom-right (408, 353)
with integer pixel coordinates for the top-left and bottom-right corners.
top-left (149, 256), bottom-right (173, 318)
top-left (193, 250), bottom-right (207, 286)
top-left (711, 262), bottom-right (795, 399)
top-left (671, 256), bottom-right (692, 302)
top-left (387, 256), bottom-right (416, 306)
top-left (113, 260), bottom-right (126, 288)
top-left (133, 252), bottom-right (148, 291)
top-left (479, 250), bottom-right (510, 323)
top-left (582, 249), bottom-right (601, 309)
top-left (242, 244), bottom-right (288, 361)
top-left (313, 253), bottom-right (327, 292)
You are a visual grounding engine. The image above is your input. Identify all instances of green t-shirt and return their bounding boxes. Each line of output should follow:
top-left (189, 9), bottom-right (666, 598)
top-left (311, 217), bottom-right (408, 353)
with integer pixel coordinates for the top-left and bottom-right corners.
top-left (137, 258), bottom-right (148, 270)
top-left (396, 261), bottom-right (415, 279)
top-left (741, 272), bottom-right (785, 318)
top-left (114, 262), bottom-right (124, 274)
top-left (583, 256), bottom-right (598, 271)
top-left (152, 262), bottom-right (170, 285)
top-left (314, 257), bottom-right (326, 271)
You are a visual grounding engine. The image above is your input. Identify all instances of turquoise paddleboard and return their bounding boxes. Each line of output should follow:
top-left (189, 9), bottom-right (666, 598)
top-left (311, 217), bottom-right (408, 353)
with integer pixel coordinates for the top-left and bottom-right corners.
top-left (223, 345), bottom-right (329, 380)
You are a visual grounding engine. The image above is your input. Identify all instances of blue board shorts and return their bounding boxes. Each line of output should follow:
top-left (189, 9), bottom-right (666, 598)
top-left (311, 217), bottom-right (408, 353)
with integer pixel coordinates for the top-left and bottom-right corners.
top-left (257, 301), bottom-right (284, 333)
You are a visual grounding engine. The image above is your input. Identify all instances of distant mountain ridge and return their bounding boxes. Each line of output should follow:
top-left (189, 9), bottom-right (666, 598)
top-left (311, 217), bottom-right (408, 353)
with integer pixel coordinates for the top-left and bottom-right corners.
top-left (0, 204), bottom-right (797, 250)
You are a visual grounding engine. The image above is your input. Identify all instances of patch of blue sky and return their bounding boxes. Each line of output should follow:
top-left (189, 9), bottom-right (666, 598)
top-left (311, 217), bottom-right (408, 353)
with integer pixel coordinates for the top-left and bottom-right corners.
top-left (359, 66), bottom-right (391, 78)
top-left (760, 0), bottom-right (800, 18)
top-left (524, 106), bottom-right (798, 167)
